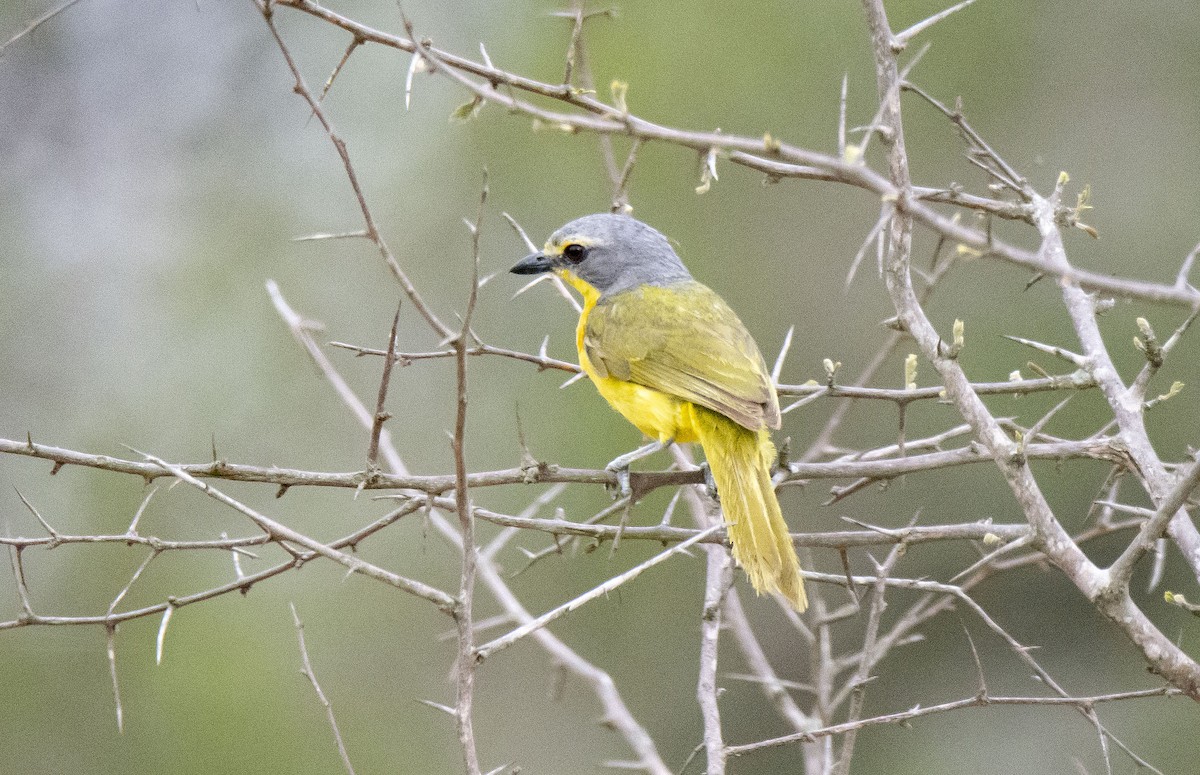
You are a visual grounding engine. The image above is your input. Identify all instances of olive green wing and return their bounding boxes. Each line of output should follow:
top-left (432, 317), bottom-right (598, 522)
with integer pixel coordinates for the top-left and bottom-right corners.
top-left (585, 282), bottom-right (781, 431)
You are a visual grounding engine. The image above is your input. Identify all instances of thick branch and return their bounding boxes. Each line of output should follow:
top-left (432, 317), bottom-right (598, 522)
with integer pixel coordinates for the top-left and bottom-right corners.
top-left (0, 436), bottom-right (1132, 496)
top-left (860, 0), bottom-right (1200, 700)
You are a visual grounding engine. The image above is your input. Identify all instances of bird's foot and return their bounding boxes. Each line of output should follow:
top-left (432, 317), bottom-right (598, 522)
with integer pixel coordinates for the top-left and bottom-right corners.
top-left (605, 465), bottom-right (633, 501)
top-left (698, 461), bottom-right (719, 501)
top-left (604, 439), bottom-right (671, 500)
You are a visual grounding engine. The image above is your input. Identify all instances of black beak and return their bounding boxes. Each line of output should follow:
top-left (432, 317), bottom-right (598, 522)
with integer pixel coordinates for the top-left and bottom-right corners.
top-left (510, 252), bottom-right (553, 275)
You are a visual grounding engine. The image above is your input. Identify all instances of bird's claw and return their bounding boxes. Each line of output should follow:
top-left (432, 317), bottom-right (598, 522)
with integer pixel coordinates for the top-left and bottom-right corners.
top-left (603, 439), bottom-right (669, 501)
top-left (699, 461), bottom-right (719, 501)
top-left (605, 463), bottom-right (633, 501)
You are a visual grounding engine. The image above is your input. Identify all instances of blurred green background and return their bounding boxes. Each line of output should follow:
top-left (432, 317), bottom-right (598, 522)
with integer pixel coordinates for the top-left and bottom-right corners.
top-left (3, 1), bottom-right (1200, 772)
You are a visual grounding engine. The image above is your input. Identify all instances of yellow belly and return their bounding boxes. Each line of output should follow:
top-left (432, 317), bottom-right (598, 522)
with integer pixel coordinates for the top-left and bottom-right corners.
top-left (585, 362), bottom-right (702, 445)
top-left (561, 268), bottom-right (700, 445)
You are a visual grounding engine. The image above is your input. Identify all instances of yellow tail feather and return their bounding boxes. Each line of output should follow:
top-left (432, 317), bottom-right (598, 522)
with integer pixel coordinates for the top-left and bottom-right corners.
top-left (694, 407), bottom-right (807, 611)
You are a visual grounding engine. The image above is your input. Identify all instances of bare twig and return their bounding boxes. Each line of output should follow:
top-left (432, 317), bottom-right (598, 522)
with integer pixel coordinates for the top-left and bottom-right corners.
top-left (329, 338), bottom-right (579, 374)
top-left (697, 543), bottom-right (732, 775)
top-left (366, 306), bottom-right (402, 469)
top-left (0, 0), bottom-right (85, 56)
top-left (1105, 455), bottom-right (1200, 593)
top-left (139, 451), bottom-right (457, 613)
top-left (474, 524), bottom-right (724, 660)
top-left (0, 435), bottom-right (1128, 498)
top-left (831, 541), bottom-right (905, 775)
top-left (449, 172), bottom-right (488, 775)
top-left (290, 603), bottom-right (356, 775)
top-left (892, 0), bottom-right (977, 49)
top-left (258, 1), bottom-right (453, 338)
top-left (862, 0), bottom-right (1200, 704)
top-left (266, 218), bottom-right (673, 772)
top-left (273, 0), bottom-right (1200, 307)
top-left (725, 686), bottom-right (1178, 756)
top-left (105, 625), bottom-right (123, 733)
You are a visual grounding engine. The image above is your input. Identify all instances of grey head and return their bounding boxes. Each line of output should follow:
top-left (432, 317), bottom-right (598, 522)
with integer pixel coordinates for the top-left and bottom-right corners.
top-left (510, 213), bottom-right (692, 297)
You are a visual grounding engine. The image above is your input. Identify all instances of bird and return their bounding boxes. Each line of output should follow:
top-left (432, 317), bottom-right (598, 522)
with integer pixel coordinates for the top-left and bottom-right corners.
top-left (511, 213), bottom-right (807, 611)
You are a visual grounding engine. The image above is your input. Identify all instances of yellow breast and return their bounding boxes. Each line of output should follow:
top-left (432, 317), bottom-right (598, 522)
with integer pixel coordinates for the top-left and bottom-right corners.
top-left (558, 269), bottom-right (701, 445)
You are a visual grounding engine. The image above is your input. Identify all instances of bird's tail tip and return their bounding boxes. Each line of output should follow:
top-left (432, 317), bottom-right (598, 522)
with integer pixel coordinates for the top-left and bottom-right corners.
top-left (781, 573), bottom-right (809, 612)
top-left (746, 560), bottom-right (808, 612)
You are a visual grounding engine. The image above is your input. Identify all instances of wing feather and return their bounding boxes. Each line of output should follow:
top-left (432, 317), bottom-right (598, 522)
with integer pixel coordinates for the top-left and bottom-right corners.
top-left (585, 282), bottom-right (781, 430)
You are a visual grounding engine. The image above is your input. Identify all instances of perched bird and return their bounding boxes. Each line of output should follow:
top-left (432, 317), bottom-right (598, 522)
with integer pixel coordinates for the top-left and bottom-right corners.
top-left (511, 214), bottom-right (807, 611)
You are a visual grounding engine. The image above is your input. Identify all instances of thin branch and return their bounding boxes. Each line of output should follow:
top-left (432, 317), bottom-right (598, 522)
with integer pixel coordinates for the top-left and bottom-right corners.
top-left (291, 603), bottom-right (356, 775)
top-left (474, 524), bottom-right (724, 661)
top-left (0, 435), bottom-right (1131, 498)
top-left (107, 550), bottom-right (160, 617)
top-left (138, 451), bottom-right (457, 613)
top-left (832, 541), bottom-right (905, 774)
top-left (366, 305), bottom-right (402, 469)
top-left (0, 0), bottom-right (85, 57)
top-left (1003, 334), bottom-right (1087, 368)
top-left (8, 545), bottom-right (34, 618)
top-left (892, 0), bottom-right (977, 49)
top-left (449, 172), bottom-right (487, 775)
top-left (0, 499), bottom-right (427, 631)
top-left (105, 625), bottom-right (123, 734)
top-left (258, 1), bottom-right (453, 338)
top-left (722, 588), bottom-right (821, 731)
top-left (725, 686), bottom-right (1178, 757)
top-left (318, 36), bottom-right (362, 103)
top-left (272, 0), bottom-right (1200, 307)
top-left (1105, 455), bottom-right (1200, 593)
top-left (329, 339), bottom-right (579, 374)
top-left (697, 543), bottom-right (732, 775)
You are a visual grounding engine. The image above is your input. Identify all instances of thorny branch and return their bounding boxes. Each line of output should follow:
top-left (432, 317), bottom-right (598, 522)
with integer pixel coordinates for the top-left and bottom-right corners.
top-left (271, 0), bottom-right (1200, 308)
top-left (859, 0), bottom-right (1200, 702)
top-left (291, 603), bottom-right (357, 775)
top-left (448, 172), bottom-right (488, 775)
top-left (3, 1), bottom-right (1200, 774)
top-left (0, 432), bottom-right (1130, 499)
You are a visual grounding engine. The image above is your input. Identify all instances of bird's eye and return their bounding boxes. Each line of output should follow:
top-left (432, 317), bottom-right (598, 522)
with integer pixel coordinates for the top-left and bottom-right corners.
top-left (562, 243), bottom-right (587, 263)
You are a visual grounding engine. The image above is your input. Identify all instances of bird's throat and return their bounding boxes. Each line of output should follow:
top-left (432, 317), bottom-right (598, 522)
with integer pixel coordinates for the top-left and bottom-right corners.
top-left (554, 268), bottom-right (601, 306)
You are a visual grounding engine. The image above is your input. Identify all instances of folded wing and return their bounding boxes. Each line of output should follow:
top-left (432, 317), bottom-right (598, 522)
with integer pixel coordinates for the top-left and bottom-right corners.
top-left (584, 281), bottom-right (781, 431)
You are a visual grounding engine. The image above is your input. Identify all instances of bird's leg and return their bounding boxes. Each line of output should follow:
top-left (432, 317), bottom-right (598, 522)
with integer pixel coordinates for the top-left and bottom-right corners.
top-left (606, 439), bottom-right (670, 558)
top-left (698, 461), bottom-right (718, 501)
top-left (605, 439), bottom-right (672, 501)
